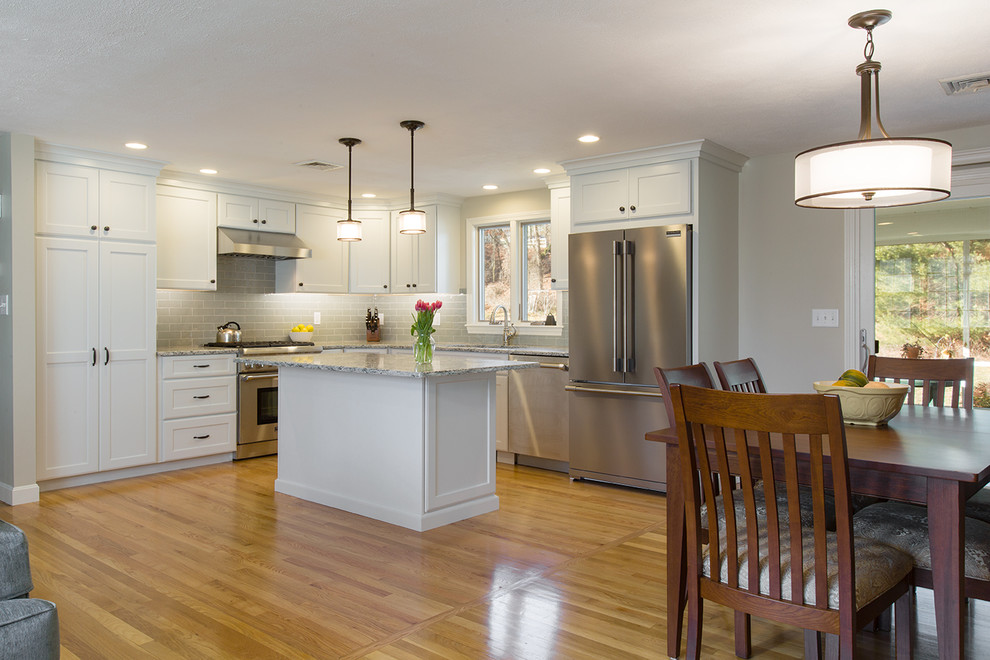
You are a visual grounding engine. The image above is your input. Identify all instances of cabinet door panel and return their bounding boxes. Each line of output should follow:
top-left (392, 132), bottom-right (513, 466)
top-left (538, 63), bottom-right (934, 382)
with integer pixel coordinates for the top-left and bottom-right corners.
top-left (35, 161), bottom-right (100, 237)
top-left (258, 199), bottom-right (295, 233)
top-left (275, 205), bottom-right (348, 293)
top-left (629, 161), bottom-right (692, 218)
top-left (99, 170), bottom-right (156, 241)
top-left (571, 169), bottom-right (628, 225)
top-left (156, 186), bottom-right (217, 290)
top-left (550, 186), bottom-right (570, 290)
top-left (391, 206), bottom-right (437, 293)
top-left (217, 193), bottom-right (259, 230)
top-left (36, 238), bottom-right (100, 479)
top-left (348, 210), bottom-right (391, 293)
top-left (100, 242), bottom-right (157, 470)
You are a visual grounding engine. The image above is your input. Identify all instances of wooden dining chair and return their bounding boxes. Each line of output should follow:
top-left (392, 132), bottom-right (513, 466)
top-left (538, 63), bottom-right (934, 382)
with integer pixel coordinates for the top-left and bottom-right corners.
top-left (866, 355), bottom-right (974, 408)
top-left (864, 354), bottom-right (990, 524)
top-left (713, 357), bottom-right (768, 393)
top-left (654, 363), bottom-right (716, 431)
top-left (669, 384), bottom-right (914, 659)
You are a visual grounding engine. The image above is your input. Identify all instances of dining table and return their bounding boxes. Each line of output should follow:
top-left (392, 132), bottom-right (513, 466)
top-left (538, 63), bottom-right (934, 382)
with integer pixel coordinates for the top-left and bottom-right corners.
top-left (647, 404), bottom-right (990, 660)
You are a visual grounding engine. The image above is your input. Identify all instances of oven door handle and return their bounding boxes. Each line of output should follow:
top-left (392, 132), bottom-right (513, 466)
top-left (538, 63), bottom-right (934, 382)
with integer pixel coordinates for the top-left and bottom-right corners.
top-left (240, 373), bottom-right (278, 383)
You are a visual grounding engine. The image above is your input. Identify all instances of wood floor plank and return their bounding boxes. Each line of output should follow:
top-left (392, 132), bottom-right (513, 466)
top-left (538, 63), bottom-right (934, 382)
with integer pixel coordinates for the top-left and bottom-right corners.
top-left (3, 457), bottom-right (989, 658)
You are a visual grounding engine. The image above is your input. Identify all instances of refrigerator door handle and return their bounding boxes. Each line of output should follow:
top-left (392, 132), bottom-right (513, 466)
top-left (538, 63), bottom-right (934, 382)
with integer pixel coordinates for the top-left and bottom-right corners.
top-left (624, 239), bottom-right (635, 374)
top-left (613, 240), bottom-right (623, 373)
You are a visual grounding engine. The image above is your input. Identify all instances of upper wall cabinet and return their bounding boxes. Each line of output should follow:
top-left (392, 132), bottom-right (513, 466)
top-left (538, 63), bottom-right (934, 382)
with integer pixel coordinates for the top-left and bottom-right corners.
top-left (156, 185), bottom-right (218, 290)
top-left (36, 161), bottom-right (157, 242)
top-left (390, 203), bottom-right (461, 294)
top-left (570, 161), bottom-right (691, 227)
top-left (275, 204), bottom-right (349, 293)
top-left (348, 210), bottom-right (392, 294)
top-left (217, 193), bottom-right (295, 233)
top-left (548, 180), bottom-right (570, 291)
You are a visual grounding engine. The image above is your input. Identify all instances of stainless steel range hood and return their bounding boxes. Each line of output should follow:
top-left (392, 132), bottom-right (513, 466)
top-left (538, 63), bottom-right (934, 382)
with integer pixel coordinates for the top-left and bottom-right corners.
top-left (217, 227), bottom-right (312, 260)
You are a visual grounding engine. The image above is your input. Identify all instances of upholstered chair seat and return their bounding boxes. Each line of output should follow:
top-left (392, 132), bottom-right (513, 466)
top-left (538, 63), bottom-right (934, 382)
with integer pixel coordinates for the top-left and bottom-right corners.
top-left (854, 501), bottom-right (990, 580)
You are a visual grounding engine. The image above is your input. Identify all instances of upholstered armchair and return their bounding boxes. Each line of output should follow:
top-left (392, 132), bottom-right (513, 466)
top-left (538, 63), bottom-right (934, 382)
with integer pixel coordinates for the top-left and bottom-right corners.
top-left (0, 519), bottom-right (59, 659)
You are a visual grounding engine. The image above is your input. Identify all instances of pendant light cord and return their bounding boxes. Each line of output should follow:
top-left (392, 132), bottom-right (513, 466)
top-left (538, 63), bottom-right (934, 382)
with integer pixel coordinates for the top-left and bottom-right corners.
top-left (408, 125), bottom-right (416, 211)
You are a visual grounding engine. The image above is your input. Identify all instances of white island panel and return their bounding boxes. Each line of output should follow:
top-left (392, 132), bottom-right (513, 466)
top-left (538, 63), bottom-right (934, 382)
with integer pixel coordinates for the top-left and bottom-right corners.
top-left (256, 351), bottom-right (533, 531)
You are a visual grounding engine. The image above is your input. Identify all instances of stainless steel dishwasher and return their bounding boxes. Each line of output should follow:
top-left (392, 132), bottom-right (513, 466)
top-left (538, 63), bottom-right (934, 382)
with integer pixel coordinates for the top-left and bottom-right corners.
top-left (508, 354), bottom-right (569, 471)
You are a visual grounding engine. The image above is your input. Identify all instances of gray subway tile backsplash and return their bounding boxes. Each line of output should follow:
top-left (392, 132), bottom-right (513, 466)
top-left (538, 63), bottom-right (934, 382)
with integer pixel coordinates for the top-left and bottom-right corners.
top-left (156, 256), bottom-right (568, 350)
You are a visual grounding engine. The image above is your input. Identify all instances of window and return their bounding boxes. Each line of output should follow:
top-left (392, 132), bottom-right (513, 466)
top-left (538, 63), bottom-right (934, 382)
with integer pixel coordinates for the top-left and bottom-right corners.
top-left (466, 211), bottom-right (561, 335)
top-left (521, 221), bottom-right (557, 322)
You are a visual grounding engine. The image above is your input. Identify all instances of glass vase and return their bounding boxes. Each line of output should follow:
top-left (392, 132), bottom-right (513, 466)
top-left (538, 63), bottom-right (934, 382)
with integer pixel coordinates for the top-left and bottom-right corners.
top-left (413, 331), bottom-right (435, 365)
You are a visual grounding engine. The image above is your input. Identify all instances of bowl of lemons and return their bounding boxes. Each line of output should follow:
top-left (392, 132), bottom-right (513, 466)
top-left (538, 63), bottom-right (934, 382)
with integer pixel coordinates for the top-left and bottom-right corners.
top-left (289, 324), bottom-right (315, 342)
top-left (813, 368), bottom-right (909, 426)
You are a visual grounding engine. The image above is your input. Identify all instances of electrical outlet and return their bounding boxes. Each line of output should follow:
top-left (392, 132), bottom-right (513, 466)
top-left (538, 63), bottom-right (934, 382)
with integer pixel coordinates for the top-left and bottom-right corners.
top-left (812, 308), bottom-right (839, 327)
top-left (313, 311), bottom-right (321, 324)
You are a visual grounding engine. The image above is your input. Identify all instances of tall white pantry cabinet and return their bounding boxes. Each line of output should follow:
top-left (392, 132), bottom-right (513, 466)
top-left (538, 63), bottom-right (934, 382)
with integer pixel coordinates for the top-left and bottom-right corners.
top-left (35, 147), bottom-right (162, 481)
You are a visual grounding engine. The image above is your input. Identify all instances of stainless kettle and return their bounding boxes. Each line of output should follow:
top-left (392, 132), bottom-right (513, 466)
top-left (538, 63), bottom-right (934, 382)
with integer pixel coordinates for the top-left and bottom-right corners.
top-left (216, 321), bottom-right (242, 344)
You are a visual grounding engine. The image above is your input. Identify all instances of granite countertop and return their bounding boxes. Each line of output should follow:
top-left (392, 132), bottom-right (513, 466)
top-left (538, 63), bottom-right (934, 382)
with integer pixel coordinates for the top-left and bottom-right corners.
top-left (234, 352), bottom-right (539, 378)
top-left (157, 347), bottom-right (239, 357)
top-left (159, 343), bottom-right (567, 358)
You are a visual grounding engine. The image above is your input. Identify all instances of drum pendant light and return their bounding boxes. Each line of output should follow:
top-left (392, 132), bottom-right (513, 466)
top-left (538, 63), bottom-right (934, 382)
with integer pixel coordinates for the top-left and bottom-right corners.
top-left (337, 137), bottom-right (362, 242)
top-left (397, 120), bottom-right (427, 234)
top-left (794, 10), bottom-right (951, 209)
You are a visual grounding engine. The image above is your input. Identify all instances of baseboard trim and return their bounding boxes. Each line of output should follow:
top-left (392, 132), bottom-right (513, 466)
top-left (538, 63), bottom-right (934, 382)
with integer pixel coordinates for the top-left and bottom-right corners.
top-left (0, 482), bottom-right (41, 506)
top-left (38, 453), bottom-right (233, 493)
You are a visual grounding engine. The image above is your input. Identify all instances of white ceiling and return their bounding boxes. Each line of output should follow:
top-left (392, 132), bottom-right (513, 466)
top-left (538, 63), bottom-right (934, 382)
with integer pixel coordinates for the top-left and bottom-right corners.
top-left (3, 1), bottom-right (988, 201)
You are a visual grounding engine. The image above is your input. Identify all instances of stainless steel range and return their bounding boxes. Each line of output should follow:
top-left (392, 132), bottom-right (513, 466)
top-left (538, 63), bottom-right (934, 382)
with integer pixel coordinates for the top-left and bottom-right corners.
top-left (203, 340), bottom-right (323, 459)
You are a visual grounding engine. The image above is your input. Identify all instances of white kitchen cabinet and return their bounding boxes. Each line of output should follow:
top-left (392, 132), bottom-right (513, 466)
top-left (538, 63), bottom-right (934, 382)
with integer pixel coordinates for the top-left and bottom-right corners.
top-left (158, 355), bottom-right (236, 461)
top-left (275, 204), bottom-right (349, 293)
top-left (548, 181), bottom-right (570, 290)
top-left (156, 185), bottom-right (218, 290)
top-left (390, 203), bottom-right (461, 294)
top-left (347, 209), bottom-right (391, 293)
top-left (36, 161), bottom-right (156, 242)
top-left (217, 193), bottom-right (295, 233)
top-left (570, 160), bottom-right (691, 226)
top-left (37, 237), bottom-right (157, 480)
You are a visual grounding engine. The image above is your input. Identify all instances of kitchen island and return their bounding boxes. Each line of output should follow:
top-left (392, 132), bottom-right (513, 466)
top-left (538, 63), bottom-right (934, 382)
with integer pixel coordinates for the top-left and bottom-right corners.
top-left (235, 351), bottom-right (537, 531)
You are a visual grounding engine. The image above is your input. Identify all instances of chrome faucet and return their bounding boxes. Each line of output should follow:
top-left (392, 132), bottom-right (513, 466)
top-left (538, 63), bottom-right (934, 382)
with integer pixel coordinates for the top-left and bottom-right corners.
top-left (489, 304), bottom-right (516, 346)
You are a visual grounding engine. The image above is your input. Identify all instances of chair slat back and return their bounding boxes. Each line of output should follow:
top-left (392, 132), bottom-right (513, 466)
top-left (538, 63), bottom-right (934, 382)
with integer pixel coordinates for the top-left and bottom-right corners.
top-left (713, 358), bottom-right (768, 393)
top-left (654, 363), bottom-right (716, 431)
top-left (867, 355), bottom-right (974, 409)
top-left (670, 384), bottom-right (854, 613)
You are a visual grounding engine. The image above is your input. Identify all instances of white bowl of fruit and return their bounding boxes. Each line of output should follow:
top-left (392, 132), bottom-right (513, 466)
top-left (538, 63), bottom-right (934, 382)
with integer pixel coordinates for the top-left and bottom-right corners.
top-left (813, 369), bottom-right (909, 426)
top-left (289, 324), bottom-right (314, 342)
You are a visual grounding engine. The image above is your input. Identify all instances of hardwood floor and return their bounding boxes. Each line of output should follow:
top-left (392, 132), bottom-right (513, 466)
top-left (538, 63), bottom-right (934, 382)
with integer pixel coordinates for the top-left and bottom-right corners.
top-left (2, 458), bottom-right (988, 658)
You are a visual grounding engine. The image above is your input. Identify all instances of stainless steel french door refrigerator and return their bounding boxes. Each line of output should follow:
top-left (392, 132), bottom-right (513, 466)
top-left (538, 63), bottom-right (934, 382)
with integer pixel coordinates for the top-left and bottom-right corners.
top-left (567, 224), bottom-right (692, 491)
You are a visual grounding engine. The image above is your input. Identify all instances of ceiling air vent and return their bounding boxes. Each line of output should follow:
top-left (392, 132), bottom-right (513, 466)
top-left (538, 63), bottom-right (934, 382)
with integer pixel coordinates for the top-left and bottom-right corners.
top-left (294, 160), bottom-right (342, 171)
top-left (939, 73), bottom-right (990, 96)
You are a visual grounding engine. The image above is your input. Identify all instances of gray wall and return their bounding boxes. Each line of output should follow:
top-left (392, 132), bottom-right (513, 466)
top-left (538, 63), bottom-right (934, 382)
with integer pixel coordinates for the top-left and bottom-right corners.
top-left (0, 133), bottom-right (37, 503)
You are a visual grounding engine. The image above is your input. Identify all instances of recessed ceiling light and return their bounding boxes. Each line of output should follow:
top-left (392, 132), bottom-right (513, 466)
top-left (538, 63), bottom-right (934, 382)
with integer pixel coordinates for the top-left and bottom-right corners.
top-left (361, 193), bottom-right (376, 198)
top-left (124, 142), bottom-right (148, 150)
top-left (199, 168), bottom-right (218, 175)
top-left (533, 168), bottom-right (551, 174)
top-left (907, 231), bottom-right (921, 235)
top-left (483, 184), bottom-right (499, 190)
top-left (578, 135), bottom-right (600, 143)
top-left (877, 221), bottom-right (893, 226)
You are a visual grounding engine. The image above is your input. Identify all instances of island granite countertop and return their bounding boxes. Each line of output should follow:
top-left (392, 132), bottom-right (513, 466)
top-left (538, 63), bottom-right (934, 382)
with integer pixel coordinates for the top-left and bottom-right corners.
top-left (160, 343), bottom-right (567, 358)
top-left (234, 351), bottom-right (539, 378)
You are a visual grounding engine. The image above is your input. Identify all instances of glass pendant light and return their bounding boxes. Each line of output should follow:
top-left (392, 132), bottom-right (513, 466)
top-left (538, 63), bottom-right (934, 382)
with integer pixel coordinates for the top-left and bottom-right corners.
top-left (794, 10), bottom-right (951, 209)
top-left (397, 120), bottom-right (427, 234)
top-left (337, 137), bottom-right (363, 242)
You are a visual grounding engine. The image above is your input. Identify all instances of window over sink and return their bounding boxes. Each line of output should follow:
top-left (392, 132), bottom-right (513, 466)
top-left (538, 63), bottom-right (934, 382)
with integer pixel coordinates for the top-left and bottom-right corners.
top-left (466, 211), bottom-right (562, 338)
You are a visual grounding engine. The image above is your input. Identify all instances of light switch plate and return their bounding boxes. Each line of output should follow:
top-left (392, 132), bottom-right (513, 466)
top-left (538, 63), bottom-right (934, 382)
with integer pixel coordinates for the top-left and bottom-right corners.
top-left (812, 308), bottom-right (839, 327)
top-left (313, 311), bottom-right (321, 324)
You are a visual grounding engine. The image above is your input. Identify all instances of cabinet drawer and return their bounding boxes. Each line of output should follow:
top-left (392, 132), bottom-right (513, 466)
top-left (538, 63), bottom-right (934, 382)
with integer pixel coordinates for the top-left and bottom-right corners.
top-left (161, 376), bottom-right (236, 419)
top-left (161, 354), bottom-right (236, 378)
top-left (161, 413), bottom-right (236, 461)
